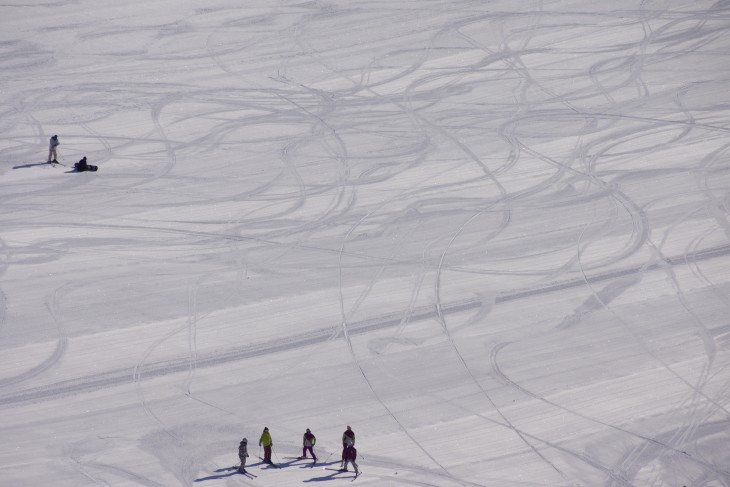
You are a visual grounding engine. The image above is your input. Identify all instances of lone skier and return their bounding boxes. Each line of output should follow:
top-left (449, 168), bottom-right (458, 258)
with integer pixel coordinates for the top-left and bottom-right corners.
top-left (238, 438), bottom-right (249, 473)
top-left (342, 444), bottom-right (359, 476)
top-left (300, 428), bottom-right (317, 462)
top-left (259, 427), bottom-right (273, 464)
top-left (48, 135), bottom-right (59, 163)
top-left (341, 425), bottom-right (355, 467)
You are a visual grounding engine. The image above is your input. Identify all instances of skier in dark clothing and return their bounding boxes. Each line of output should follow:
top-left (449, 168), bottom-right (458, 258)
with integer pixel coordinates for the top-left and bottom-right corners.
top-left (238, 438), bottom-right (249, 473)
top-left (300, 428), bottom-right (317, 462)
top-left (342, 444), bottom-right (359, 475)
top-left (74, 156), bottom-right (98, 172)
top-left (341, 425), bottom-right (355, 467)
top-left (75, 156), bottom-right (88, 171)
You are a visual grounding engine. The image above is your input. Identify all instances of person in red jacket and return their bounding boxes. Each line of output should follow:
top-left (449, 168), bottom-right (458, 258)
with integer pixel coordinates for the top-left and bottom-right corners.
top-left (340, 425), bottom-right (355, 467)
top-left (342, 444), bottom-right (359, 475)
top-left (300, 428), bottom-right (317, 462)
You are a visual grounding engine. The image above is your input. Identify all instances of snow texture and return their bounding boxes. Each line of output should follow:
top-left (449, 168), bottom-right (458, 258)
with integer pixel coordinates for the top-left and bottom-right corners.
top-left (2, 0), bottom-right (730, 486)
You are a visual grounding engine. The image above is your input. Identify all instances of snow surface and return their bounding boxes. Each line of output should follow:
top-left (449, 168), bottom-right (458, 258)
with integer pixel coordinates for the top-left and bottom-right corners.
top-left (2, 0), bottom-right (730, 485)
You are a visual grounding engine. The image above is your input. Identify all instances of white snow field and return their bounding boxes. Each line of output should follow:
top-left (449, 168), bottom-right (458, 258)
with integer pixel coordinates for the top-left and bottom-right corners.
top-left (2, 0), bottom-right (730, 485)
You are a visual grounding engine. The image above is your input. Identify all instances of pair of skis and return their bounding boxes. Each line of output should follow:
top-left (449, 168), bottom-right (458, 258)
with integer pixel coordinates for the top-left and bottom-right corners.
top-left (238, 469), bottom-right (257, 479)
top-left (258, 456), bottom-right (282, 468)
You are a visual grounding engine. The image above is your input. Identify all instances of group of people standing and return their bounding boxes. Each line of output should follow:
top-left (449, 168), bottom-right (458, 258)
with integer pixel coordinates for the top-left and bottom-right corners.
top-left (236, 425), bottom-right (359, 476)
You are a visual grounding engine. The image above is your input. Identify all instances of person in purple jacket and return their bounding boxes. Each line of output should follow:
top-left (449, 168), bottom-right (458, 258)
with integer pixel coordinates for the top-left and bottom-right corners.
top-left (342, 444), bottom-right (359, 475)
top-left (340, 425), bottom-right (355, 467)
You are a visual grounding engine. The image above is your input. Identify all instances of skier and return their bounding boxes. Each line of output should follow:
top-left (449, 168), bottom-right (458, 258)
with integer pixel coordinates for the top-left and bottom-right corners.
top-left (300, 428), bottom-right (317, 462)
top-left (259, 427), bottom-right (273, 464)
top-left (238, 438), bottom-right (249, 473)
top-left (342, 444), bottom-right (359, 475)
top-left (48, 135), bottom-right (59, 163)
top-left (341, 425), bottom-right (355, 467)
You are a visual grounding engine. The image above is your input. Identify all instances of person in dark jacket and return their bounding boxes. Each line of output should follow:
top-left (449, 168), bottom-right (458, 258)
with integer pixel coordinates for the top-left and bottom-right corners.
top-left (300, 428), bottom-right (317, 462)
top-left (238, 438), bottom-right (249, 473)
top-left (342, 444), bottom-right (359, 475)
top-left (75, 156), bottom-right (88, 172)
top-left (341, 425), bottom-right (355, 467)
top-left (74, 156), bottom-right (98, 172)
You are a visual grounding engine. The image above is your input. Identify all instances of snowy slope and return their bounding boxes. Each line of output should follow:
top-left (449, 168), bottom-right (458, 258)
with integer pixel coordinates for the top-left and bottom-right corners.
top-left (1, 1), bottom-right (730, 485)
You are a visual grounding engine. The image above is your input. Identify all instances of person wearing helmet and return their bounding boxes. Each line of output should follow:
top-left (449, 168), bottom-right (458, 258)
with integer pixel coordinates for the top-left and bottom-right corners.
top-left (300, 428), bottom-right (317, 462)
top-left (259, 427), bottom-right (273, 464)
top-left (341, 425), bottom-right (355, 467)
top-left (238, 437), bottom-right (249, 473)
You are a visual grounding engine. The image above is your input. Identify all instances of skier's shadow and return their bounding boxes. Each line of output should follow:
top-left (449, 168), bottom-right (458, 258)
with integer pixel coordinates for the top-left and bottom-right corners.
top-left (12, 162), bottom-right (77, 173)
top-left (13, 162), bottom-right (52, 169)
top-left (194, 467), bottom-right (238, 482)
top-left (303, 464), bottom-right (352, 482)
top-left (303, 472), bottom-right (339, 482)
top-left (194, 463), bottom-right (263, 482)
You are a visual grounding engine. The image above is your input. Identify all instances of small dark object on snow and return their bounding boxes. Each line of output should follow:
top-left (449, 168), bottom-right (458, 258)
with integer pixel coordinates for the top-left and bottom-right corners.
top-left (74, 156), bottom-right (98, 172)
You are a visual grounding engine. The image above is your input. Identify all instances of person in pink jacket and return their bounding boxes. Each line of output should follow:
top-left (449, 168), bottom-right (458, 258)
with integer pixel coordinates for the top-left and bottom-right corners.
top-left (342, 444), bottom-right (359, 475)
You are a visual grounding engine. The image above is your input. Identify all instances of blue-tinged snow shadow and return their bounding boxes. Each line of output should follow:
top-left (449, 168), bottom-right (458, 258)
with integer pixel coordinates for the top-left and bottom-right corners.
top-left (195, 465), bottom-right (259, 482)
top-left (303, 466), bottom-right (356, 482)
top-left (13, 161), bottom-right (54, 169)
top-left (195, 467), bottom-right (239, 482)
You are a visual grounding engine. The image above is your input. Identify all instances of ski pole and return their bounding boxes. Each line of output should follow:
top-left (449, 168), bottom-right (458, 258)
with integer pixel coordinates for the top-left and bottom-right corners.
top-left (321, 448), bottom-right (335, 464)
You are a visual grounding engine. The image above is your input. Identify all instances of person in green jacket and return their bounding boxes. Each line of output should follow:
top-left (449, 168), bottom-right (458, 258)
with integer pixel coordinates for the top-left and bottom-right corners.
top-left (259, 427), bottom-right (273, 464)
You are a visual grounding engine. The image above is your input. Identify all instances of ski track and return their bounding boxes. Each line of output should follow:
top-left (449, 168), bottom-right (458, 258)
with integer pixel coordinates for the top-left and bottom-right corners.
top-left (307, 7), bottom-right (564, 480)
top-left (2, 1), bottom-right (730, 486)
top-left (0, 241), bottom-right (728, 408)
top-left (488, 342), bottom-right (726, 477)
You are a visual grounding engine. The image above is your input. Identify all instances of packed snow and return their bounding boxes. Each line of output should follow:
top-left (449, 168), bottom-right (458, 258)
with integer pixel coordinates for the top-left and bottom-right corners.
top-left (2, 1), bottom-right (730, 485)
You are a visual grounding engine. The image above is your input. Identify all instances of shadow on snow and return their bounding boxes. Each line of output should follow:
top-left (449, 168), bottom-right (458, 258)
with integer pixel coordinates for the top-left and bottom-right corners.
top-left (194, 466), bottom-right (242, 482)
top-left (194, 461), bottom-right (348, 482)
